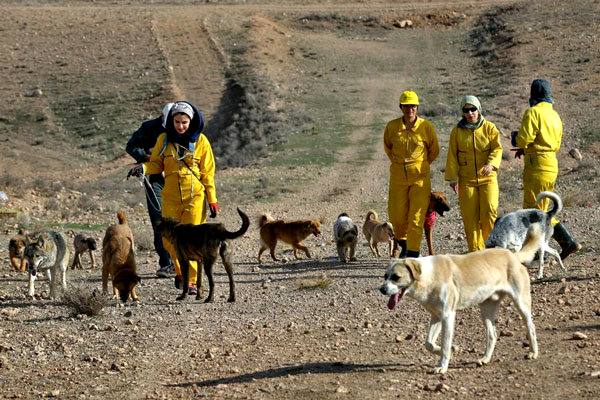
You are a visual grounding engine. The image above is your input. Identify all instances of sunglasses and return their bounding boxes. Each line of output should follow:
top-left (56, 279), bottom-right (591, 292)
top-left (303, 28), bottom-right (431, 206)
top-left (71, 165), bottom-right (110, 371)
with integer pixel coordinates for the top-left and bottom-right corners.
top-left (462, 107), bottom-right (478, 113)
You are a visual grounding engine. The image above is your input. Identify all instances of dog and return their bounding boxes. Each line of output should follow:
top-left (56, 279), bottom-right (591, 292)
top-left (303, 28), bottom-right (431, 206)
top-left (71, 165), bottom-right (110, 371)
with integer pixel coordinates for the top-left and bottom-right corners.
top-left (362, 210), bottom-right (394, 257)
top-left (156, 208), bottom-right (249, 302)
top-left (102, 211), bottom-right (140, 303)
top-left (257, 214), bottom-right (322, 262)
top-left (424, 191), bottom-right (450, 255)
top-left (485, 191), bottom-right (564, 279)
top-left (333, 213), bottom-right (358, 262)
top-left (380, 223), bottom-right (542, 374)
top-left (8, 229), bottom-right (29, 272)
top-left (22, 231), bottom-right (70, 299)
top-left (71, 234), bottom-right (97, 270)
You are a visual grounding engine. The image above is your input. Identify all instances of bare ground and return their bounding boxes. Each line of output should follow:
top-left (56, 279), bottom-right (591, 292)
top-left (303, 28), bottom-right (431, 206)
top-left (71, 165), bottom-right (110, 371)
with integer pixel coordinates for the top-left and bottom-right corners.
top-left (1, 1), bottom-right (599, 399)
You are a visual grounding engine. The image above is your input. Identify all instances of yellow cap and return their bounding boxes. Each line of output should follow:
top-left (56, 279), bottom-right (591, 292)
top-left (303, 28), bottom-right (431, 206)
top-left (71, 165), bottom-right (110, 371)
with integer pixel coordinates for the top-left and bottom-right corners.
top-left (399, 90), bottom-right (419, 105)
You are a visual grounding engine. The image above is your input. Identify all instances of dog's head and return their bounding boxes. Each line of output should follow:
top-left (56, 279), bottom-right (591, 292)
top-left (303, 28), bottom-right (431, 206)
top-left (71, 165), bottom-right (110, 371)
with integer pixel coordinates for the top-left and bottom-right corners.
top-left (379, 258), bottom-right (421, 310)
top-left (311, 219), bottom-right (322, 237)
top-left (430, 191), bottom-right (450, 216)
top-left (113, 269), bottom-right (141, 303)
top-left (23, 232), bottom-right (53, 274)
top-left (86, 237), bottom-right (98, 251)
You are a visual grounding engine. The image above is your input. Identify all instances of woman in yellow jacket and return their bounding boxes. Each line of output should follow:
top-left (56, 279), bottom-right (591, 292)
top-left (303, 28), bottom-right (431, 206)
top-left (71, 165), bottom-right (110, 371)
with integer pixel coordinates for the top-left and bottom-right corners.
top-left (384, 90), bottom-right (439, 258)
top-left (445, 95), bottom-right (502, 252)
top-left (130, 101), bottom-right (219, 294)
top-left (514, 78), bottom-right (581, 259)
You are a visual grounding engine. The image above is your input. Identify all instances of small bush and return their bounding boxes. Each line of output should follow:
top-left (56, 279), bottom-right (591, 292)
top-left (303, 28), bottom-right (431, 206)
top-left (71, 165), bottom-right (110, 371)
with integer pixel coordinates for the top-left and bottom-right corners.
top-left (135, 228), bottom-right (155, 252)
top-left (63, 287), bottom-right (108, 317)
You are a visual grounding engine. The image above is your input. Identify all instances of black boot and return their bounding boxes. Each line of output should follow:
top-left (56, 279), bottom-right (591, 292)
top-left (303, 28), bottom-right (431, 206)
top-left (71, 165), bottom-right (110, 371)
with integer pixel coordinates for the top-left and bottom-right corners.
top-left (394, 239), bottom-right (407, 258)
top-left (406, 250), bottom-right (420, 258)
top-left (552, 223), bottom-right (581, 260)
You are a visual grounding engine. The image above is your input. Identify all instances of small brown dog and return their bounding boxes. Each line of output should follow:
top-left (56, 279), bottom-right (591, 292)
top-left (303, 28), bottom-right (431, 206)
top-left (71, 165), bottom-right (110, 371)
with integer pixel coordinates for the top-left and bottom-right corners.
top-left (257, 214), bottom-right (322, 262)
top-left (9, 229), bottom-right (29, 272)
top-left (424, 191), bottom-right (450, 255)
top-left (102, 211), bottom-right (140, 303)
top-left (156, 208), bottom-right (249, 302)
top-left (362, 211), bottom-right (394, 257)
top-left (71, 234), bottom-right (97, 270)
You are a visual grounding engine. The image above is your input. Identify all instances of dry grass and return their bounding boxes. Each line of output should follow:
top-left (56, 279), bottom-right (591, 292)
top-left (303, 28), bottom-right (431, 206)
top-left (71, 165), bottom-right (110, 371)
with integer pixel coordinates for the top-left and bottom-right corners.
top-left (62, 286), bottom-right (108, 317)
top-left (296, 275), bottom-right (334, 290)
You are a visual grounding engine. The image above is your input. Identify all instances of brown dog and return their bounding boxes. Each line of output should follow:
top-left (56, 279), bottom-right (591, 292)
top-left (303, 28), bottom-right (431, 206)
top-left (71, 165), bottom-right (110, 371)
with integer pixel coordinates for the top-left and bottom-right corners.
top-left (102, 211), bottom-right (140, 303)
top-left (424, 191), bottom-right (450, 255)
top-left (257, 214), bottom-right (322, 262)
top-left (9, 229), bottom-right (29, 272)
top-left (156, 208), bottom-right (249, 302)
top-left (71, 234), bottom-right (97, 270)
top-left (362, 211), bottom-right (394, 257)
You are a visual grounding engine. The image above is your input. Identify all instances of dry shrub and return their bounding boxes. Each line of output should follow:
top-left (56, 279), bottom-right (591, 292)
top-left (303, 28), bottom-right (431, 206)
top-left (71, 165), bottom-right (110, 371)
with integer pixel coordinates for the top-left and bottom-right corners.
top-left (62, 287), bottom-right (108, 317)
top-left (134, 228), bottom-right (154, 252)
top-left (297, 276), bottom-right (334, 290)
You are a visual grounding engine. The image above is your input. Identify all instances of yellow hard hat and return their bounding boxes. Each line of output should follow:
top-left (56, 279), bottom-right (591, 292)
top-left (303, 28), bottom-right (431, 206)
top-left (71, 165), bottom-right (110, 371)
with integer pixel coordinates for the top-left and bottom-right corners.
top-left (399, 90), bottom-right (419, 105)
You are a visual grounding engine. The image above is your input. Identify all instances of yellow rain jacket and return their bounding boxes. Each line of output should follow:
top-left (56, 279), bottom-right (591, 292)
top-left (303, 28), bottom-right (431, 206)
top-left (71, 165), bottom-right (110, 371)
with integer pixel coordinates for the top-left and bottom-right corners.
top-left (516, 102), bottom-right (562, 215)
top-left (384, 116), bottom-right (439, 252)
top-left (445, 119), bottom-right (502, 251)
top-left (143, 132), bottom-right (217, 285)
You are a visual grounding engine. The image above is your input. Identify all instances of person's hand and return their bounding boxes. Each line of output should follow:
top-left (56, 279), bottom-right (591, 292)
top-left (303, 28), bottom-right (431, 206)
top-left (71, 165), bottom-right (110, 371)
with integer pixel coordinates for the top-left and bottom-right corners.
top-left (480, 164), bottom-right (493, 176)
top-left (209, 203), bottom-right (220, 218)
top-left (450, 182), bottom-right (459, 194)
top-left (514, 149), bottom-right (524, 159)
top-left (127, 164), bottom-right (144, 180)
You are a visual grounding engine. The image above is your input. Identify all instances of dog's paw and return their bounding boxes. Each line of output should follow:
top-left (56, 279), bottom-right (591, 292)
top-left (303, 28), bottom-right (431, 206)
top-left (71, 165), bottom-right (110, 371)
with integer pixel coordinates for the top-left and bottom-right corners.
top-left (476, 357), bottom-right (491, 366)
top-left (526, 351), bottom-right (538, 360)
top-left (430, 366), bottom-right (448, 374)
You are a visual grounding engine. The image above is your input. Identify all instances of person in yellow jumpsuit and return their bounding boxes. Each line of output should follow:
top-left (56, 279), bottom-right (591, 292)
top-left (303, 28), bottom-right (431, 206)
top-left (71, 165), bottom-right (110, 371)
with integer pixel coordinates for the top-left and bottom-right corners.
top-left (514, 78), bottom-right (581, 259)
top-left (384, 90), bottom-right (440, 258)
top-left (129, 101), bottom-right (220, 294)
top-left (445, 95), bottom-right (502, 252)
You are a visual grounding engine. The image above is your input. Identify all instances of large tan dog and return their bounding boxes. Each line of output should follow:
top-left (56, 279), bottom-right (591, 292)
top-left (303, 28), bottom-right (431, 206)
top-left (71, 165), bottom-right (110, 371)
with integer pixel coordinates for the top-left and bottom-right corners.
top-left (362, 210), bottom-right (394, 257)
top-left (102, 211), bottom-right (140, 303)
top-left (380, 223), bottom-right (542, 374)
top-left (257, 214), bottom-right (322, 262)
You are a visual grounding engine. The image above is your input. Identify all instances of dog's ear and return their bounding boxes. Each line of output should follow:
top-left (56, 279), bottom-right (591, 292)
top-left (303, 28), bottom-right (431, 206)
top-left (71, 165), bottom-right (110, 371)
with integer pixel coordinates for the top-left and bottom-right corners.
top-left (404, 259), bottom-right (421, 281)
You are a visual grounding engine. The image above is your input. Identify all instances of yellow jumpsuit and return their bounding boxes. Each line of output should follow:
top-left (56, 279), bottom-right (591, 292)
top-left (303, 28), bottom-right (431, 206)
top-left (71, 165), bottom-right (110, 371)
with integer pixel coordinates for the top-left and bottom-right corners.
top-left (516, 102), bottom-right (562, 223)
top-left (143, 133), bottom-right (217, 285)
top-left (384, 116), bottom-right (439, 253)
top-left (445, 120), bottom-right (502, 251)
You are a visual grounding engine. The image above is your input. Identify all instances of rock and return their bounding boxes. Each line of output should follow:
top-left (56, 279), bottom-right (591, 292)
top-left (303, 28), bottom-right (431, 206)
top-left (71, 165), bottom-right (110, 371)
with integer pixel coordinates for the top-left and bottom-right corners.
top-left (395, 335), bottom-right (403, 343)
top-left (572, 332), bottom-right (588, 340)
top-left (568, 148), bottom-right (582, 161)
top-left (558, 285), bottom-right (570, 294)
top-left (590, 371), bottom-right (600, 378)
top-left (335, 386), bottom-right (349, 394)
top-left (24, 88), bottom-right (43, 97)
top-left (0, 308), bottom-right (19, 318)
top-left (435, 383), bottom-right (450, 392)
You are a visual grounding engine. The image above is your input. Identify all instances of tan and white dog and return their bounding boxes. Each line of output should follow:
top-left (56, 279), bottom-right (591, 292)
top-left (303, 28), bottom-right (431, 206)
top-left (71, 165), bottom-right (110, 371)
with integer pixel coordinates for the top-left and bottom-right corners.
top-left (362, 210), bottom-right (394, 257)
top-left (380, 223), bottom-right (542, 374)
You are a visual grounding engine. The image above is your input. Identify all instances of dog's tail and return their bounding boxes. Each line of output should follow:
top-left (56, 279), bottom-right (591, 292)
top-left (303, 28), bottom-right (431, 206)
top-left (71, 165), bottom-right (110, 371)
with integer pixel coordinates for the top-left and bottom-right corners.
top-left (536, 191), bottom-right (562, 221)
top-left (117, 210), bottom-right (128, 225)
top-left (223, 208), bottom-right (250, 240)
top-left (366, 210), bottom-right (378, 221)
top-left (516, 223), bottom-right (544, 264)
top-left (257, 213), bottom-right (274, 228)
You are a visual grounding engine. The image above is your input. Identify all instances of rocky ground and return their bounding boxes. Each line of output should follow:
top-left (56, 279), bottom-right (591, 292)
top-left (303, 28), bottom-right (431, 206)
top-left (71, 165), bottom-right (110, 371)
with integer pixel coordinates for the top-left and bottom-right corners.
top-left (1, 1), bottom-right (599, 399)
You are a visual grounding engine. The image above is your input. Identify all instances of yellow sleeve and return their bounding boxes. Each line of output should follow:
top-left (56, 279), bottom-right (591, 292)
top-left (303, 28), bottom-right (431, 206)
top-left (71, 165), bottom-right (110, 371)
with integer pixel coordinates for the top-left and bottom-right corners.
top-left (427, 121), bottom-right (440, 164)
top-left (516, 108), bottom-right (537, 149)
top-left (196, 135), bottom-right (218, 204)
top-left (142, 133), bottom-right (166, 175)
top-left (383, 121), bottom-right (394, 161)
top-left (487, 123), bottom-right (503, 170)
top-left (444, 128), bottom-right (459, 182)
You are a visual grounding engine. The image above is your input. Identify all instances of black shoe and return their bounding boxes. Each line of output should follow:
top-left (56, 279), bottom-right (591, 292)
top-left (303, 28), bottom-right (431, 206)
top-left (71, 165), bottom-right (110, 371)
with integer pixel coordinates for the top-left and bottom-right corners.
top-left (406, 250), bottom-right (420, 258)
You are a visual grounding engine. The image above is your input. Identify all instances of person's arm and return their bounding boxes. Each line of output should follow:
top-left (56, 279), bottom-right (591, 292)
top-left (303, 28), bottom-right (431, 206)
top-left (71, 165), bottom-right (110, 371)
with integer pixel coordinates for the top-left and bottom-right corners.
top-left (487, 123), bottom-right (503, 171)
top-left (444, 128), bottom-right (459, 183)
top-left (427, 122), bottom-right (440, 164)
top-left (197, 135), bottom-right (218, 204)
top-left (383, 122), bottom-right (395, 161)
top-left (142, 133), bottom-right (166, 175)
top-left (516, 108), bottom-right (537, 149)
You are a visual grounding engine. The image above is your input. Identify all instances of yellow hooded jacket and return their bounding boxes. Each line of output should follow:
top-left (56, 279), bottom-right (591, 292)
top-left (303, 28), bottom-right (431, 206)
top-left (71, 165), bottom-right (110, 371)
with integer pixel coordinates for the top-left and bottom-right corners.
top-left (384, 116), bottom-right (439, 183)
top-left (516, 102), bottom-right (562, 174)
top-left (445, 119), bottom-right (502, 186)
top-left (143, 132), bottom-right (217, 206)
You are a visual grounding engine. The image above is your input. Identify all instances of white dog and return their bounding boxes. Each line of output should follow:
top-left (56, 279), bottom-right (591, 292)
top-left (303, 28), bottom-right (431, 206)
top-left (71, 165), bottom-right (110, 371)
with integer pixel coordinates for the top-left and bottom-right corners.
top-left (333, 213), bottom-right (358, 263)
top-left (380, 224), bottom-right (542, 374)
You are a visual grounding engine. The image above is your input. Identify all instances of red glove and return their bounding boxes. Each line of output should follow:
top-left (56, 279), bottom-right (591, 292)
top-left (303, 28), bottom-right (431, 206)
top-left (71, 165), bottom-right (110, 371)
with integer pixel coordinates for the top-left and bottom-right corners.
top-left (209, 203), bottom-right (220, 218)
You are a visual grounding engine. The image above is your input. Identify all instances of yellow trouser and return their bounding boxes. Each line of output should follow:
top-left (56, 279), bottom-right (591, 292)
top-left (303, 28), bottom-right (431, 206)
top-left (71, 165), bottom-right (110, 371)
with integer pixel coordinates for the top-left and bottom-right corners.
top-left (162, 195), bottom-right (208, 286)
top-left (388, 178), bottom-right (431, 253)
top-left (458, 181), bottom-right (498, 252)
top-left (523, 167), bottom-right (559, 225)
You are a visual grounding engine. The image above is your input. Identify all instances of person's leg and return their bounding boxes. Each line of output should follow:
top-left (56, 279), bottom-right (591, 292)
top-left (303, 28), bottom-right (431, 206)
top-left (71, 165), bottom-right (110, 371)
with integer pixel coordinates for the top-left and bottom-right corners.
top-left (161, 202), bottom-right (183, 288)
top-left (146, 177), bottom-right (173, 277)
top-left (388, 182), bottom-right (409, 257)
top-left (480, 180), bottom-right (499, 250)
top-left (405, 179), bottom-right (431, 256)
top-left (458, 184), bottom-right (480, 252)
top-left (178, 193), bottom-right (206, 288)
